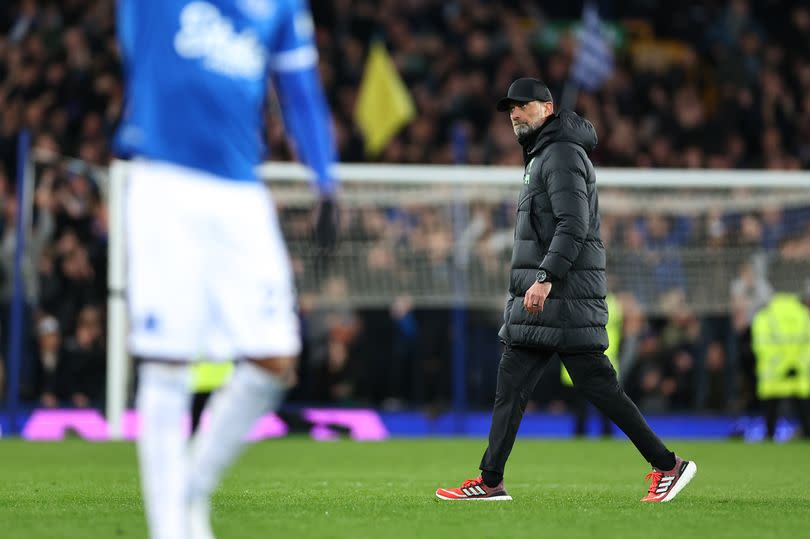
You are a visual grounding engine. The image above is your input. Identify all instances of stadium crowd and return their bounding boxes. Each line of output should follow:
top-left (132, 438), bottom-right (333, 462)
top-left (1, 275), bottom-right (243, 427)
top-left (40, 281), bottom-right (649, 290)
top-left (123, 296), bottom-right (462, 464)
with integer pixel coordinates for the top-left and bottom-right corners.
top-left (0, 0), bottom-right (809, 419)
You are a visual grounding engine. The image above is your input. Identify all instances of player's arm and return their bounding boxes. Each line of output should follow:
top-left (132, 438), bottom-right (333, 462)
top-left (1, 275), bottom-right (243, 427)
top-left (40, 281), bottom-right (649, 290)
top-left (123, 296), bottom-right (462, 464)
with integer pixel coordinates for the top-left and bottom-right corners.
top-left (115, 0), bottom-right (136, 67)
top-left (269, 0), bottom-right (337, 196)
top-left (113, 0), bottom-right (142, 158)
top-left (270, 1), bottom-right (338, 249)
top-left (272, 68), bottom-right (336, 195)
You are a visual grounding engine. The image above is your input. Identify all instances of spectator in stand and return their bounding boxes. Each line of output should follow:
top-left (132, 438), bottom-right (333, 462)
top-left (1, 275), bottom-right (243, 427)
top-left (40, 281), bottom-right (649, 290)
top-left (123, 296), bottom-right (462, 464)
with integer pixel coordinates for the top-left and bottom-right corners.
top-left (35, 314), bottom-right (60, 408)
top-left (61, 303), bottom-right (104, 408)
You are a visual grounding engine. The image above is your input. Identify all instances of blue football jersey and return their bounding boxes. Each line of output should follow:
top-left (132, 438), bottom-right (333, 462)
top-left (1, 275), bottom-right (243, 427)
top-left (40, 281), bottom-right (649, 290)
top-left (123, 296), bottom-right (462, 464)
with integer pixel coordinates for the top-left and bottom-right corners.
top-left (115, 0), bottom-right (336, 192)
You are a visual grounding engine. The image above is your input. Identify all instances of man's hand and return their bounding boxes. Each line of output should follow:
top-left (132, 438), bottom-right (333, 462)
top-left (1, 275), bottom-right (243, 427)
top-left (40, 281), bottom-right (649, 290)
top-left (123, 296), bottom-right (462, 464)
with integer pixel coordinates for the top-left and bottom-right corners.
top-left (524, 281), bottom-right (552, 315)
top-left (313, 195), bottom-right (339, 250)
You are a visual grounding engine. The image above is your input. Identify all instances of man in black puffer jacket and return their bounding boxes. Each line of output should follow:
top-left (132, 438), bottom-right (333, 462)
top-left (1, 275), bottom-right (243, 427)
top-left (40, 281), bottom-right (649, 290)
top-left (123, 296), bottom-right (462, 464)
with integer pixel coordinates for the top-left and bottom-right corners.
top-left (436, 78), bottom-right (697, 504)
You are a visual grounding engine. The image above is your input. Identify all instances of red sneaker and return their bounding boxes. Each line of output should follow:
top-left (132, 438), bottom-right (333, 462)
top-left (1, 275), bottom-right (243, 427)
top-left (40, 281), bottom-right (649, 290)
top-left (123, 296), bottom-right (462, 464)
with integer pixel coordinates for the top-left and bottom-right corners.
top-left (435, 476), bottom-right (512, 501)
top-left (641, 456), bottom-right (697, 502)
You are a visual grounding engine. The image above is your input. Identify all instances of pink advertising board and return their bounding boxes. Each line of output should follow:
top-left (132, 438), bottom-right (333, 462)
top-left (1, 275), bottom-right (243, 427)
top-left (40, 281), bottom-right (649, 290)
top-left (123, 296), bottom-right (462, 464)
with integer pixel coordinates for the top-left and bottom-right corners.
top-left (18, 409), bottom-right (389, 441)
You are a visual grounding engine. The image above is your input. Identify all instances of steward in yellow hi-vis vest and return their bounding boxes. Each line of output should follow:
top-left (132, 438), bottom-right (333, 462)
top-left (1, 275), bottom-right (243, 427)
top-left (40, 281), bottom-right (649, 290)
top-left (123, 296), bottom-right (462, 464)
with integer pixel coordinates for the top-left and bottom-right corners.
top-left (562, 293), bottom-right (622, 386)
top-left (751, 294), bottom-right (810, 399)
top-left (190, 361), bottom-right (234, 433)
top-left (192, 361), bottom-right (234, 394)
top-left (751, 293), bottom-right (810, 439)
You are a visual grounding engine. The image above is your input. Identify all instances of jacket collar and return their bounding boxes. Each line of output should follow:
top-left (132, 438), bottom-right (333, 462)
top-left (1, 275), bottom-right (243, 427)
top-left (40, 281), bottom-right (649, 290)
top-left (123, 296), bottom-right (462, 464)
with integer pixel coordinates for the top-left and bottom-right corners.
top-left (521, 113), bottom-right (559, 165)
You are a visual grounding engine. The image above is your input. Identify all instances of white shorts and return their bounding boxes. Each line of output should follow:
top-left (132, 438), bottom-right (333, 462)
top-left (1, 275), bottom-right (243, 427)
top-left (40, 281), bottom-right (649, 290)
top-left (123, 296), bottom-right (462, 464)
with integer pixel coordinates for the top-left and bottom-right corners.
top-left (126, 160), bottom-right (301, 360)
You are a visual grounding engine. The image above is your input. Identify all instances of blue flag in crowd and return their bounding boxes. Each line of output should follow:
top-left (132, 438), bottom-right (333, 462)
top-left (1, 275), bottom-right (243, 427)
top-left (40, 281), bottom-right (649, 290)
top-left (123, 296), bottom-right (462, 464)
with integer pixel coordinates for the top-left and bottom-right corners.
top-left (570, 2), bottom-right (614, 92)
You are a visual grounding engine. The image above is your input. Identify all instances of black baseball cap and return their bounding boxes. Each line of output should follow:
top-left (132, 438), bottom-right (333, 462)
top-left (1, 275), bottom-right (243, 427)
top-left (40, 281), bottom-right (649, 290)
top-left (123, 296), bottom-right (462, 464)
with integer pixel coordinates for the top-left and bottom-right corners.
top-left (496, 78), bottom-right (553, 111)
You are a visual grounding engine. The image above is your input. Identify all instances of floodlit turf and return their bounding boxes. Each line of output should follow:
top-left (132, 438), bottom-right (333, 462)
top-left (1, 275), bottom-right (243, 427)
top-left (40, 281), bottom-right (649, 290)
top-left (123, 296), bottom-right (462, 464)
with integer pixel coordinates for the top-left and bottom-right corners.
top-left (1, 437), bottom-right (808, 539)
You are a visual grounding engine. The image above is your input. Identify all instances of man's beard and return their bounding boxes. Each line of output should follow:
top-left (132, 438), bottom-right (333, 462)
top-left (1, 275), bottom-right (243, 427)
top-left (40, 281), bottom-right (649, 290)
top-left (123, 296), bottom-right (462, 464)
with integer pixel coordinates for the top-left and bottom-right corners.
top-left (513, 122), bottom-right (540, 145)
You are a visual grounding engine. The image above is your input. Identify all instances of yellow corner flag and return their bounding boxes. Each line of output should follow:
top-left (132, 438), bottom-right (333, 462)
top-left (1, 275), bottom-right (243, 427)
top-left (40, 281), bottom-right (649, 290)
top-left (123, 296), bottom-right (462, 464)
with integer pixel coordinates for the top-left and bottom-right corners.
top-left (354, 41), bottom-right (416, 157)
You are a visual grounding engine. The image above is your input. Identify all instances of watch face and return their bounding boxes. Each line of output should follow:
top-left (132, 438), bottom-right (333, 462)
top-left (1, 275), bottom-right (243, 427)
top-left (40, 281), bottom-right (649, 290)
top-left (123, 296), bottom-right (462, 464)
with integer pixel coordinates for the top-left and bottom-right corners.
top-left (537, 270), bottom-right (547, 282)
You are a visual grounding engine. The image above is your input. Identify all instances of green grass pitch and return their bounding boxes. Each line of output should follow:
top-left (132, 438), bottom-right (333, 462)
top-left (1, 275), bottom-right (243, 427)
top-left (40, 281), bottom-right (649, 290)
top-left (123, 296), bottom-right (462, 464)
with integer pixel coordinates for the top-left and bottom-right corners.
top-left (1, 437), bottom-right (808, 538)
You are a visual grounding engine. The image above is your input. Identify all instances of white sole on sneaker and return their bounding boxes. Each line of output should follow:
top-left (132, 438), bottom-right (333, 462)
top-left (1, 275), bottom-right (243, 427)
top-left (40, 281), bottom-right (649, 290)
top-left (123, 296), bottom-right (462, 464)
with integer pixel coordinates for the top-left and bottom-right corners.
top-left (435, 492), bottom-right (513, 501)
top-left (660, 461), bottom-right (697, 502)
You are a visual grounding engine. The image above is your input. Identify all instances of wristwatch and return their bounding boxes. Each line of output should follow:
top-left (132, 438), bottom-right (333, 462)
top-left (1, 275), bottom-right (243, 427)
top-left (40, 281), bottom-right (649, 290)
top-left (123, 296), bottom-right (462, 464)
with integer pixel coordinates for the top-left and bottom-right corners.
top-left (536, 269), bottom-right (548, 283)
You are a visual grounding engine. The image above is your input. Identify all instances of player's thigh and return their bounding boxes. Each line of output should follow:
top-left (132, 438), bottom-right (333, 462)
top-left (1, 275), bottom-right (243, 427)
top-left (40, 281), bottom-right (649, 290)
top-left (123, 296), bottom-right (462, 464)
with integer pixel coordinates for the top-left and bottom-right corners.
top-left (126, 161), bottom-right (209, 359)
top-left (210, 183), bottom-right (301, 359)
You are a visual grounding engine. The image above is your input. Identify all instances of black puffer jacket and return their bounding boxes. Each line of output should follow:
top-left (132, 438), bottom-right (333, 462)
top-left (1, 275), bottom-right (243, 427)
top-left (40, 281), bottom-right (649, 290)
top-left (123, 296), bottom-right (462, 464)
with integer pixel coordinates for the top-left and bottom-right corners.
top-left (498, 109), bottom-right (608, 352)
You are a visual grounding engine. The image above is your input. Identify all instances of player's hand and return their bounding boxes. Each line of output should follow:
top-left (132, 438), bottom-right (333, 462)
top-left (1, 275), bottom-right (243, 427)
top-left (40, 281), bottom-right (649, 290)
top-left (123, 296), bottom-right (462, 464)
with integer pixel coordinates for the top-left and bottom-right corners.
top-left (524, 281), bottom-right (552, 315)
top-left (313, 194), bottom-right (339, 251)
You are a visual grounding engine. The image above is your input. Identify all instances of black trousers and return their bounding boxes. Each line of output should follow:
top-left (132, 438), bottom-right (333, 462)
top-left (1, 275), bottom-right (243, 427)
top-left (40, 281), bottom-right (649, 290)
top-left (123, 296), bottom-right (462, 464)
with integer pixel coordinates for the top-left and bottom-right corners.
top-left (480, 345), bottom-right (674, 480)
top-left (569, 387), bottom-right (613, 437)
top-left (763, 397), bottom-right (810, 439)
